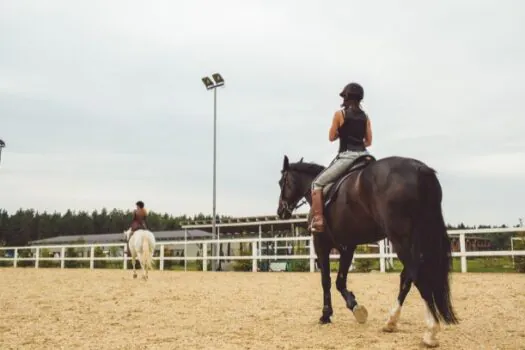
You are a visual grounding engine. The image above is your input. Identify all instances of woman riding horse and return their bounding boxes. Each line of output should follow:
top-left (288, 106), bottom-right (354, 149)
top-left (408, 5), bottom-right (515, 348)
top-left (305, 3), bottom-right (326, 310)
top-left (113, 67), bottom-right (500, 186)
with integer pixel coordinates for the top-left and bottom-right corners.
top-left (310, 82), bottom-right (373, 233)
top-left (277, 82), bottom-right (457, 347)
top-left (130, 200), bottom-right (148, 233)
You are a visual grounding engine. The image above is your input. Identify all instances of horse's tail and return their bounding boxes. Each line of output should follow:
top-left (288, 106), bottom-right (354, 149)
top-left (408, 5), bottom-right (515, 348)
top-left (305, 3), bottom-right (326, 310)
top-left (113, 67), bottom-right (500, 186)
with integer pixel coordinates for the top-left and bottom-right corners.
top-left (141, 234), bottom-right (154, 271)
top-left (412, 165), bottom-right (458, 325)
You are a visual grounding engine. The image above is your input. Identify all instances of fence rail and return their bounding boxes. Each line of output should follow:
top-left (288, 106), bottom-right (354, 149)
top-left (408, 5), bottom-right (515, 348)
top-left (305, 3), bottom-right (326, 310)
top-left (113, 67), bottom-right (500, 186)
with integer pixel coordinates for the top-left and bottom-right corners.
top-left (0, 228), bottom-right (524, 273)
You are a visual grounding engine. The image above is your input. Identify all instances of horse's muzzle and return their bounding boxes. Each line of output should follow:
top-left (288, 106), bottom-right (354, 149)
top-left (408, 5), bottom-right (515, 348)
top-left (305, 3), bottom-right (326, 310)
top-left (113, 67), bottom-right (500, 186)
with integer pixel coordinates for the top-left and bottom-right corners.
top-left (277, 203), bottom-right (293, 220)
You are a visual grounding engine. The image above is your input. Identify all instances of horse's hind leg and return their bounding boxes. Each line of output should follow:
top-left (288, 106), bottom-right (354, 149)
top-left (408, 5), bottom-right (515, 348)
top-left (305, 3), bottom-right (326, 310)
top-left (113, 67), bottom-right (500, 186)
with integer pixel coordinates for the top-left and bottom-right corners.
top-left (336, 248), bottom-right (368, 324)
top-left (414, 279), bottom-right (440, 347)
top-left (131, 254), bottom-right (137, 279)
top-left (138, 252), bottom-right (147, 280)
top-left (383, 265), bottom-right (412, 332)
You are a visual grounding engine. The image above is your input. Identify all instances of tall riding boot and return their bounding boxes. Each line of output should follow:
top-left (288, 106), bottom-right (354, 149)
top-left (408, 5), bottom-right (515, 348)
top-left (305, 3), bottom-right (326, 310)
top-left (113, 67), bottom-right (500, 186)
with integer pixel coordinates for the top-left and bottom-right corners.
top-left (310, 189), bottom-right (325, 233)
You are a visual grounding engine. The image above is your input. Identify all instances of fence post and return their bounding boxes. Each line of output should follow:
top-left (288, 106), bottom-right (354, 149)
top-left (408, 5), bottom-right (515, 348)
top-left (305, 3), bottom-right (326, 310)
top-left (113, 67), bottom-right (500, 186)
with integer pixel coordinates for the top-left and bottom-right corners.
top-left (252, 241), bottom-right (257, 272)
top-left (13, 248), bottom-right (18, 268)
top-left (258, 224), bottom-right (262, 266)
top-left (309, 236), bottom-right (315, 272)
top-left (459, 233), bottom-right (467, 273)
top-left (60, 247), bottom-right (65, 269)
top-left (90, 246), bottom-right (95, 269)
top-left (123, 244), bottom-right (127, 270)
top-left (379, 240), bottom-right (386, 273)
top-left (35, 248), bottom-right (40, 269)
top-left (203, 242), bottom-right (208, 272)
top-left (388, 240), bottom-right (394, 269)
top-left (160, 245), bottom-right (165, 271)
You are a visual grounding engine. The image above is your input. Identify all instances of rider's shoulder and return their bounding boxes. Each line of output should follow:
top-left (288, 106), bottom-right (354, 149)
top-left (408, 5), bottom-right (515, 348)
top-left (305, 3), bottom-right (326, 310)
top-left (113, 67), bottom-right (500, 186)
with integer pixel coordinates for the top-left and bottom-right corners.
top-left (334, 109), bottom-right (345, 118)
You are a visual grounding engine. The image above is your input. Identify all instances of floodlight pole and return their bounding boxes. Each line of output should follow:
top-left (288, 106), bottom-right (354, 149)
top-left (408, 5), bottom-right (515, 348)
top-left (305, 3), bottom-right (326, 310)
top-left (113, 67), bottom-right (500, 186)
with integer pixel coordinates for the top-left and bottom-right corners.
top-left (0, 139), bottom-right (5, 167)
top-left (201, 74), bottom-right (224, 271)
top-left (213, 86), bottom-right (217, 243)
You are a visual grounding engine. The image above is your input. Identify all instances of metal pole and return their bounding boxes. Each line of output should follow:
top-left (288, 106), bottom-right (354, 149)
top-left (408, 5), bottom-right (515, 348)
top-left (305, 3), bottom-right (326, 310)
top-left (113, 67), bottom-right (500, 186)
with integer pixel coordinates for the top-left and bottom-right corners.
top-left (0, 140), bottom-right (5, 166)
top-left (184, 228), bottom-right (187, 272)
top-left (213, 87), bottom-right (218, 270)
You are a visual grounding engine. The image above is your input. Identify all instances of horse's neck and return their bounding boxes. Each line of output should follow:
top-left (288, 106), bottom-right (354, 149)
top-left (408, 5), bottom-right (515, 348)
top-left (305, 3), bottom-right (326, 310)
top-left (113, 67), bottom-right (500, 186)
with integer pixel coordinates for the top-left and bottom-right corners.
top-left (302, 177), bottom-right (315, 205)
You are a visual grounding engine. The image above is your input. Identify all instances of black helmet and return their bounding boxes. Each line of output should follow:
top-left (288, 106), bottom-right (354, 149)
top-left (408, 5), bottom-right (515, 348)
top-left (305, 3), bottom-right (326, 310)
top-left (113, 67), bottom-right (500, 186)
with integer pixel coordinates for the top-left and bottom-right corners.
top-left (339, 82), bottom-right (364, 101)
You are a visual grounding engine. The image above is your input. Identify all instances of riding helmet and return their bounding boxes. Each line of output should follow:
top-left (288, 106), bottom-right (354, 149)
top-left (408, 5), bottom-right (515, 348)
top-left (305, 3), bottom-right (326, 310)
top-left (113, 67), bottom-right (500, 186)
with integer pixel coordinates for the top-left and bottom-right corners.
top-left (339, 82), bottom-right (364, 101)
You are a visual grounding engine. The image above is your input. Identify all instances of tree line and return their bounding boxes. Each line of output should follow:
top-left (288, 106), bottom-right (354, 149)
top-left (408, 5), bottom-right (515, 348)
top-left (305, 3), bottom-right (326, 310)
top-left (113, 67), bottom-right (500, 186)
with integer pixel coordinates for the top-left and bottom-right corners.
top-left (0, 207), bottom-right (521, 247)
top-left (0, 208), bottom-right (223, 247)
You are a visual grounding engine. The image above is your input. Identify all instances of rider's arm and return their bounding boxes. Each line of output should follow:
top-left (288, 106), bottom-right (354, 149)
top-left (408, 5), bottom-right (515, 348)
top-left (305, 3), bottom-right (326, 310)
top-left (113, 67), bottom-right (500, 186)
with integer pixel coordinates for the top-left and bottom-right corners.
top-left (364, 118), bottom-right (372, 147)
top-left (329, 111), bottom-right (344, 142)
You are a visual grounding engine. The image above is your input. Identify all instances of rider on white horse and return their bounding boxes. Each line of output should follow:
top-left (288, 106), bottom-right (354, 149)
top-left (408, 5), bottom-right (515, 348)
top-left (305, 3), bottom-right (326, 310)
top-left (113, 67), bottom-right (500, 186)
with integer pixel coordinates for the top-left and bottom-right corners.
top-left (124, 227), bottom-right (156, 280)
top-left (124, 201), bottom-right (156, 280)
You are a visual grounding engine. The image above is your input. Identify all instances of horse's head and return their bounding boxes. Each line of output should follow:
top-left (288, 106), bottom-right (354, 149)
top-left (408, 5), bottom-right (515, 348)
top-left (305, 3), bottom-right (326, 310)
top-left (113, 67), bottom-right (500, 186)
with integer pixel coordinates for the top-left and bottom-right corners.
top-left (123, 228), bottom-right (132, 241)
top-left (277, 155), bottom-right (322, 219)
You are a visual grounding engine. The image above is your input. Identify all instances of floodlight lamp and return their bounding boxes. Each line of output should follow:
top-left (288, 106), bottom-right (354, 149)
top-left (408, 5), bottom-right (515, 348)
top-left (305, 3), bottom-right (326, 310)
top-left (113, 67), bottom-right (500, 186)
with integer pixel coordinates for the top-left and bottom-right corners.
top-left (211, 73), bottom-right (224, 86)
top-left (201, 76), bottom-right (214, 90)
top-left (0, 139), bottom-right (5, 148)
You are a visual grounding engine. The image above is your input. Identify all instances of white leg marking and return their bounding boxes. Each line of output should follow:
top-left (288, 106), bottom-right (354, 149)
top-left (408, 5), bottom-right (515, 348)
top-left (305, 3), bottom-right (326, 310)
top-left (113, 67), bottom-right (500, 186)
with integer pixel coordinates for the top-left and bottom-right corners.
top-left (422, 305), bottom-right (440, 348)
top-left (383, 300), bottom-right (402, 332)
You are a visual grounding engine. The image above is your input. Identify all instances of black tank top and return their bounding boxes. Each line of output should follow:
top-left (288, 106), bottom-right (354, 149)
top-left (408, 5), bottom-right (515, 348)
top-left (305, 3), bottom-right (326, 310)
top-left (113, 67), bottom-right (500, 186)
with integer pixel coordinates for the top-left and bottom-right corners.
top-left (338, 107), bottom-right (367, 152)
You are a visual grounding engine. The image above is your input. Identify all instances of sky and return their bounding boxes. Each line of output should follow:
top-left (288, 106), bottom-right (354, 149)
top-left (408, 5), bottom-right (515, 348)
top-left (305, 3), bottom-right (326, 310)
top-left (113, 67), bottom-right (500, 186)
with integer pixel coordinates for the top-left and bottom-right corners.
top-left (0, 0), bottom-right (524, 226)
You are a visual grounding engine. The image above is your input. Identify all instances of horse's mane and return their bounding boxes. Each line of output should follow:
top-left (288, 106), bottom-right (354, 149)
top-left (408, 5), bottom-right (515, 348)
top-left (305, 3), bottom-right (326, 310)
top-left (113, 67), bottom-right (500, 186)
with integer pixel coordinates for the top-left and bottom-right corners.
top-left (289, 161), bottom-right (325, 176)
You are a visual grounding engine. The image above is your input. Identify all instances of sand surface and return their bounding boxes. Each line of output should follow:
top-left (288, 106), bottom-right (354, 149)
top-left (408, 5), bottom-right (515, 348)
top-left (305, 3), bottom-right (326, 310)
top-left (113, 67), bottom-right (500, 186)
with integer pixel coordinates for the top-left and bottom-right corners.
top-left (1, 269), bottom-right (524, 350)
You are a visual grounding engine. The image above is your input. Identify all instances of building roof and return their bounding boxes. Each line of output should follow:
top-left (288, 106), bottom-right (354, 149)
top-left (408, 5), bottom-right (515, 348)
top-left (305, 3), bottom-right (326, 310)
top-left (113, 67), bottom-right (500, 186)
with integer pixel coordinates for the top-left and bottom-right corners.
top-left (181, 213), bottom-right (309, 235)
top-left (181, 213), bottom-right (308, 226)
top-left (29, 229), bottom-right (214, 246)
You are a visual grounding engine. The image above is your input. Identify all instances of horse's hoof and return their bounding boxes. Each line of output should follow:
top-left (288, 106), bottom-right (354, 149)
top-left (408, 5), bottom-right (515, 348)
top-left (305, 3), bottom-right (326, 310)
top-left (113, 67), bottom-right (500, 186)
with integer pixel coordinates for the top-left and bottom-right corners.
top-left (319, 316), bottom-right (331, 324)
top-left (382, 322), bottom-right (398, 333)
top-left (352, 304), bottom-right (368, 324)
top-left (133, 274), bottom-right (137, 279)
top-left (422, 333), bottom-right (439, 348)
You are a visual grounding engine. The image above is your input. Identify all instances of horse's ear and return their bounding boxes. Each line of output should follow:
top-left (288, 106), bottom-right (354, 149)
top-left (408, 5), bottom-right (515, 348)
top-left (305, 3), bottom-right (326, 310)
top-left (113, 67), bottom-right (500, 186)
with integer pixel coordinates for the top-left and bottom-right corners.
top-left (299, 157), bottom-right (304, 163)
top-left (283, 155), bottom-right (289, 170)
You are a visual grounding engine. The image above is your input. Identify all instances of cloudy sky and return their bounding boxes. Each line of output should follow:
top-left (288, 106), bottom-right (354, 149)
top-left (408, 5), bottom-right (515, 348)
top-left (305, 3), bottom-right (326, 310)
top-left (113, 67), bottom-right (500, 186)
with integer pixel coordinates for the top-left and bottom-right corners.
top-left (1, 0), bottom-right (524, 226)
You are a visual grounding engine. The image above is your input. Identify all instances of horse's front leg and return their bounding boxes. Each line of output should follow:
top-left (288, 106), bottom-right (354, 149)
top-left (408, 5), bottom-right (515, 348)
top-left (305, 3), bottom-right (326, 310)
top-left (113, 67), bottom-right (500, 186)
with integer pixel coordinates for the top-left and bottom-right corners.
top-left (317, 244), bottom-right (333, 324)
top-left (336, 248), bottom-right (368, 324)
top-left (131, 253), bottom-right (137, 279)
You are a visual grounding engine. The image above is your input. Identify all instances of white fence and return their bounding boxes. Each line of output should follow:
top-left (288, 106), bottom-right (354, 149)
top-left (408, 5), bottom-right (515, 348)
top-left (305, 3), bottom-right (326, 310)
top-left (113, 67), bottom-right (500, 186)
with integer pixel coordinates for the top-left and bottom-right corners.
top-left (1, 228), bottom-right (524, 273)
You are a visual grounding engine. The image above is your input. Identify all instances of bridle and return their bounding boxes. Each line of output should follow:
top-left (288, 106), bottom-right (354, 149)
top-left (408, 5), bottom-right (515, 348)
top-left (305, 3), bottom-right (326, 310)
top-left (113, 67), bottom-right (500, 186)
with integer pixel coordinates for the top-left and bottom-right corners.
top-left (279, 170), bottom-right (310, 216)
top-left (279, 164), bottom-right (341, 250)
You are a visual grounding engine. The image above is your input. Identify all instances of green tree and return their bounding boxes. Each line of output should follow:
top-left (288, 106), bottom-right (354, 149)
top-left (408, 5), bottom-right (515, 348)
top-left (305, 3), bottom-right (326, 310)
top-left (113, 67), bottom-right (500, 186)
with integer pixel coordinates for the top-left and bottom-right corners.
top-left (0, 207), bottom-right (186, 246)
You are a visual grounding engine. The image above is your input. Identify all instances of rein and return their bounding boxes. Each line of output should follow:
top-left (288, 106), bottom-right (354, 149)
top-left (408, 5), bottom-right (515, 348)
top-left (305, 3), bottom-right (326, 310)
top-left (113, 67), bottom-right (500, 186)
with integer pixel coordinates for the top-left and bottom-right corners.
top-left (280, 168), bottom-right (340, 250)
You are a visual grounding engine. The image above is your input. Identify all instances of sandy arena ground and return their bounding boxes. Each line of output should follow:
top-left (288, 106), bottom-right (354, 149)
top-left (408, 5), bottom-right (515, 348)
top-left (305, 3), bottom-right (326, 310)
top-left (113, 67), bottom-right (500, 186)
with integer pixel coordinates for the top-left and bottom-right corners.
top-left (1, 269), bottom-right (524, 350)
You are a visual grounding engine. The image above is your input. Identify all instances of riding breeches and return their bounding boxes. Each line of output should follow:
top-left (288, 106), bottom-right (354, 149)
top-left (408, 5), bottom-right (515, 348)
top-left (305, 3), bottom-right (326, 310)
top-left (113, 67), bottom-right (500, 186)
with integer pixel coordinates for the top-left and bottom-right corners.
top-left (311, 150), bottom-right (369, 191)
top-left (131, 221), bottom-right (146, 231)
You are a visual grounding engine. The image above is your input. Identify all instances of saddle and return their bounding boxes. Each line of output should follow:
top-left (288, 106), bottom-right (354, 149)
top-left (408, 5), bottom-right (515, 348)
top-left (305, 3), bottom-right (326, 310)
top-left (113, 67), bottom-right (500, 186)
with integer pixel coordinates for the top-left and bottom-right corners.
top-left (322, 155), bottom-right (376, 208)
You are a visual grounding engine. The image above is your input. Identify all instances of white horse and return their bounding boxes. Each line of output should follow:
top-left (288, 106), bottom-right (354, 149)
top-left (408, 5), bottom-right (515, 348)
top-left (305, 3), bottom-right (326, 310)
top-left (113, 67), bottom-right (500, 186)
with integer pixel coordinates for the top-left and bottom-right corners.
top-left (123, 228), bottom-right (156, 280)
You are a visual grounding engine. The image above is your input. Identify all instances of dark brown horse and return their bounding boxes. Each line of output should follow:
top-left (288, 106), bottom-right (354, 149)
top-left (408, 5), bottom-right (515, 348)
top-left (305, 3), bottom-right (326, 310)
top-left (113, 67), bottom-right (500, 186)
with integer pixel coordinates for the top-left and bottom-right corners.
top-left (277, 154), bottom-right (458, 347)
